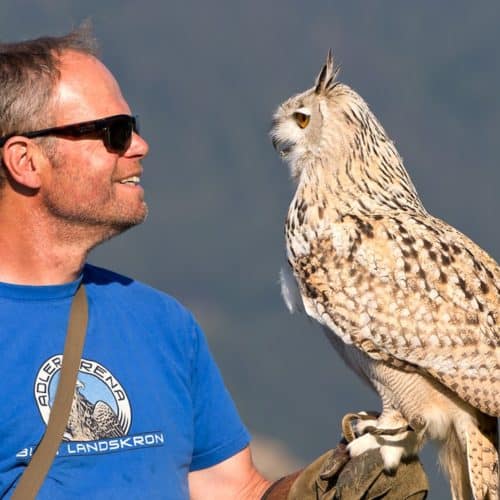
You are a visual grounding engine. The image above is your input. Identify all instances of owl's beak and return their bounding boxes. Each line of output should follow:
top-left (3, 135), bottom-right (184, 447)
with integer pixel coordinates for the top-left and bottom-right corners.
top-left (271, 136), bottom-right (294, 158)
top-left (270, 117), bottom-right (295, 158)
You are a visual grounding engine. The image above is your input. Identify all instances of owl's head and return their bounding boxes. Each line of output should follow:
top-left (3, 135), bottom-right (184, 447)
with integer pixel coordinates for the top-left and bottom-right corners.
top-left (270, 51), bottom-right (374, 181)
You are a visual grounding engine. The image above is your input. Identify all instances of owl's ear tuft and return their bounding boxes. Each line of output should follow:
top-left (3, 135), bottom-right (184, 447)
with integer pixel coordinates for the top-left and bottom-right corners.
top-left (314, 49), bottom-right (339, 94)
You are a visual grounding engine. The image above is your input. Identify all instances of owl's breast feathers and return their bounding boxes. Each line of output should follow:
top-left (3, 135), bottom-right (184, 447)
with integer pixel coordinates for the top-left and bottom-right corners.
top-left (286, 207), bottom-right (500, 417)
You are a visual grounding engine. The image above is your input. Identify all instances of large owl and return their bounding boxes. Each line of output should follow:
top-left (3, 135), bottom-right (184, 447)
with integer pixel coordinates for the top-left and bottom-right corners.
top-left (270, 52), bottom-right (499, 500)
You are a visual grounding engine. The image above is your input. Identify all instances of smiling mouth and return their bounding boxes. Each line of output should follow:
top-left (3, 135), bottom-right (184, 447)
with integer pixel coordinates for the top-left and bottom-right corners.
top-left (119, 176), bottom-right (141, 185)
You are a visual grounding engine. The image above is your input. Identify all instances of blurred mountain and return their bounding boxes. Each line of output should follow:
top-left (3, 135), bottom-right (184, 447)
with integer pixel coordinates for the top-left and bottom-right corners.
top-left (2, 2), bottom-right (499, 497)
top-left (251, 433), bottom-right (304, 480)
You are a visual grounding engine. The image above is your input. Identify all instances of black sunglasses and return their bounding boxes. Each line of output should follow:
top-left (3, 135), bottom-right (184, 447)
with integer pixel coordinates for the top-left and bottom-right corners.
top-left (0, 114), bottom-right (139, 154)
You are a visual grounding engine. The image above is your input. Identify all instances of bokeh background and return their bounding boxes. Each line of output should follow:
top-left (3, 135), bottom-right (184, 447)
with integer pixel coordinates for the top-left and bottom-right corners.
top-left (2, 1), bottom-right (499, 497)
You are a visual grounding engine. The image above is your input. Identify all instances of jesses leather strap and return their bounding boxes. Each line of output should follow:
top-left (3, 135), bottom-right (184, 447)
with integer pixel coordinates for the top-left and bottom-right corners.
top-left (12, 284), bottom-right (88, 499)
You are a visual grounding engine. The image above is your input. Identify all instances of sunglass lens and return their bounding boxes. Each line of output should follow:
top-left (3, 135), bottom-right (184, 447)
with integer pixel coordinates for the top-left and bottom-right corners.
top-left (106, 117), bottom-right (134, 153)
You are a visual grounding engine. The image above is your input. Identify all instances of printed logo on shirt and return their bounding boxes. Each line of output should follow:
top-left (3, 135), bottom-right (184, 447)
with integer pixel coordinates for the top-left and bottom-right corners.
top-left (16, 355), bottom-right (166, 460)
top-left (34, 355), bottom-right (132, 440)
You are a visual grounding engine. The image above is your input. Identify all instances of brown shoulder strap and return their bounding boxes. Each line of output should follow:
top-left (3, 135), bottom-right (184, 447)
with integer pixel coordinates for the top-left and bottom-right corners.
top-left (12, 284), bottom-right (88, 499)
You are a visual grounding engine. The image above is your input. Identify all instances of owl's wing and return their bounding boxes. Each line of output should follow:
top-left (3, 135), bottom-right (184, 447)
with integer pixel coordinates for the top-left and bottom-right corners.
top-left (292, 213), bottom-right (500, 416)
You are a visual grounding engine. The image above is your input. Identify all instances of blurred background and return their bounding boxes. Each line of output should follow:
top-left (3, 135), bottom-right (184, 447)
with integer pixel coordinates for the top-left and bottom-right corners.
top-left (2, 1), bottom-right (499, 497)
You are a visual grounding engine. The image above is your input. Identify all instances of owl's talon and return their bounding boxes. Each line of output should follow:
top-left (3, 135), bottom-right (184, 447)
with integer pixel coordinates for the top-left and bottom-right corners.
top-left (362, 425), bottom-right (411, 436)
top-left (341, 413), bottom-right (359, 442)
top-left (341, 411), bottom-right (379, 442)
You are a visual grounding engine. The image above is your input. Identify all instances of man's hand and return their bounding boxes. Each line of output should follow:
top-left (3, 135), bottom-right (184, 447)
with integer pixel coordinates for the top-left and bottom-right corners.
top-left (262, 441), bottom-right (429, 499)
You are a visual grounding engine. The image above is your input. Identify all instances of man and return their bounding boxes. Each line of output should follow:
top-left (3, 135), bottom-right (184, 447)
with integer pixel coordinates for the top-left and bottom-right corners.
top-left (0, 28), bottom-right (270, 498)
top-left (0, 27), bottom-right (428, 499)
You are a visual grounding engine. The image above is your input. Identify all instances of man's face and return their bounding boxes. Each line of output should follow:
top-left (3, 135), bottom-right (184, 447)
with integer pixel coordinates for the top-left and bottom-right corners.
top-left (40, 51), bottom-right (149, 238)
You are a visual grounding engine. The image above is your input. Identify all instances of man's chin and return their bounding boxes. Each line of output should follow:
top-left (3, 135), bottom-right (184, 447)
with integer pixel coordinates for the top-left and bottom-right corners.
top-left (90, 204), bottom-right (148, 243)
top-left (110, 207), bottom-right (148, 232)
top-left (94, 220), bottom-right (143, 246)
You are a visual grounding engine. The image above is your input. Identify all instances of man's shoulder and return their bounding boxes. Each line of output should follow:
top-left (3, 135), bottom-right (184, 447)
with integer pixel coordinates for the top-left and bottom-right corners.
top-left (83, 263), bottom-right (193, 322)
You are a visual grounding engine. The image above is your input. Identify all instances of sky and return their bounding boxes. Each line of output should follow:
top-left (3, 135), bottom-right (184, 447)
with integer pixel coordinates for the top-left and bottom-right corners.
top-left (1, 1), bottom-right (499, 497)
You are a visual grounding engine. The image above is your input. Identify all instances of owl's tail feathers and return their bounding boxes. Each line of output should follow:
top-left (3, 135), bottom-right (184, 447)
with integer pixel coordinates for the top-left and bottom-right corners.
top-left (439, 412), bottom-right (500, 500)
top-left (464, 415), bottom-right (498, 500)
top-left (439, 414), bottom-right (498, 500)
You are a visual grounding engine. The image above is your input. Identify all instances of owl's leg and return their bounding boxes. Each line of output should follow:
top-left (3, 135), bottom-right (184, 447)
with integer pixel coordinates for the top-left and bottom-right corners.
top-left (345, 409), bottom-right (419, 471)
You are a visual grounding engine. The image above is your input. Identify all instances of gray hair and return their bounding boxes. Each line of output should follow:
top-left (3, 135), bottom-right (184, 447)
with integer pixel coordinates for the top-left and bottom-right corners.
top-left (0, 22), bottom-right (99, 185)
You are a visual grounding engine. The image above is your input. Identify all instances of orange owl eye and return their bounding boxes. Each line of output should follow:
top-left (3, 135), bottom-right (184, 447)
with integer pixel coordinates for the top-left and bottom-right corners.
top-left (293, 112), bottom-right (310, 129)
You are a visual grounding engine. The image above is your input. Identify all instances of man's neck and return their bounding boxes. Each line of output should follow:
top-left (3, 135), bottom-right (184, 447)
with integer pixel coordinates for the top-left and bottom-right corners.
top-left (0, 197), bottom-right (96, 285)
top-left (0, 233), bottom-right (88, 285)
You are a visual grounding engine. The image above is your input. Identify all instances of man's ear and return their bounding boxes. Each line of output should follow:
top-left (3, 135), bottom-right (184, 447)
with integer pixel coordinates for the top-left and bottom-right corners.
top-left (0, 136), bottom-right (48, 189)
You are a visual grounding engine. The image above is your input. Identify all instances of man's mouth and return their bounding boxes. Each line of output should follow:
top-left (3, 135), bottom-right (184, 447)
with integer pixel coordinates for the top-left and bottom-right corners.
top-left (119, 176), bottom-right (141, 185)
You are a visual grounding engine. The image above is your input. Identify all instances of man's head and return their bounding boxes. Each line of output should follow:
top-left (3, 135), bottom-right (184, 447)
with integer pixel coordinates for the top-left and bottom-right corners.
top-left (0, 24), bottom-right (98, 181)
top-left (0, 25), bottom-right (149, 243)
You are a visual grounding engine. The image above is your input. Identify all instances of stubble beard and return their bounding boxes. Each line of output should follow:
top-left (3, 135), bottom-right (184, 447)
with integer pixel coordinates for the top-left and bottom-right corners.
top-left (41, 175), bottom-right (149, 248)
top-left (42, 145), bottom-right (149, 246)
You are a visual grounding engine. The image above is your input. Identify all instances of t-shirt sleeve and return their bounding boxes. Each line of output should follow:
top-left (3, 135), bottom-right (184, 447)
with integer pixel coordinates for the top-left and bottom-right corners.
top-left (189, 319), bottom-right (251, 471)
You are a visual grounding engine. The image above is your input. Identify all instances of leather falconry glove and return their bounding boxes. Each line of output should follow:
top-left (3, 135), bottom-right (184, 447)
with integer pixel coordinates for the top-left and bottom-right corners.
top-left (261, 414), bottom-right (428, 500)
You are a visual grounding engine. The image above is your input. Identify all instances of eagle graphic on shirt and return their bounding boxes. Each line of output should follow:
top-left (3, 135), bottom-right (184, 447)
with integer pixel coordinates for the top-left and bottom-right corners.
top-left (64, 380), bottom-right (125, 441)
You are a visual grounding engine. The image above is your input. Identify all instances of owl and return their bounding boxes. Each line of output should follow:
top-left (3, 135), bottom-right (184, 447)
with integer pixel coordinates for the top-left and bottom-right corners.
top-left (270, 51), bottom-right (499, 500)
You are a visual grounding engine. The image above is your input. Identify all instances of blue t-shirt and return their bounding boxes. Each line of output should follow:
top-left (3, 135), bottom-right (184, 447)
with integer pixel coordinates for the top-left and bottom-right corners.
top-left (0, 264), bottom-right (250, 499)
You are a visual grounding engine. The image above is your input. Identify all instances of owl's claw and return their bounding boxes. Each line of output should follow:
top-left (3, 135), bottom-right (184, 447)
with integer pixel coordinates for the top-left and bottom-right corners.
top-left (341, 411), bottom-right (412, 443)
top-left (362, 424), bottom-right (412, 436)
top-left (341, 411), bottom-right (379, 442)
